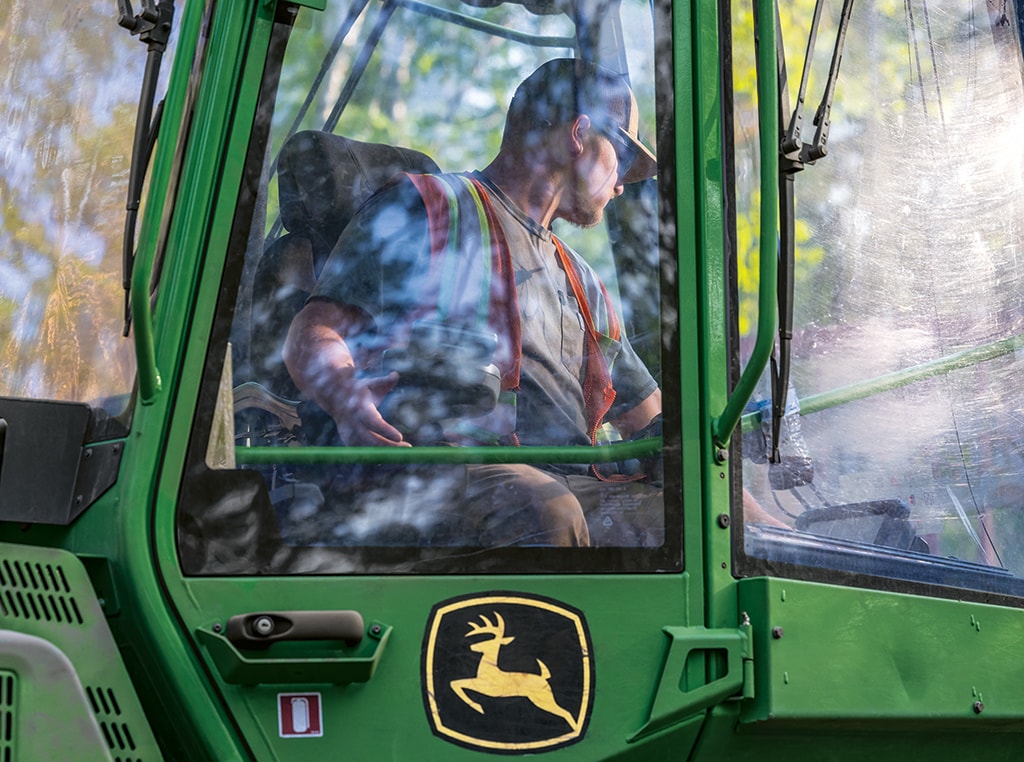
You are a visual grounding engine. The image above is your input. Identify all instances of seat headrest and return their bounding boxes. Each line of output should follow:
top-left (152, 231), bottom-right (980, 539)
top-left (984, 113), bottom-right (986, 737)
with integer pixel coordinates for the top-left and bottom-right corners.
top-left (278, 130), bottom-right (440, 258)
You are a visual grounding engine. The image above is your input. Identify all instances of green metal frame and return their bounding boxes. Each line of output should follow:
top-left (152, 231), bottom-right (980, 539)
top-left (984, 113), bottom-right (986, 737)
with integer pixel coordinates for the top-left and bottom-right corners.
top-left (149, 0), bottom-right (724, 759)
top-left (80, 0), bottom-right (285, 758)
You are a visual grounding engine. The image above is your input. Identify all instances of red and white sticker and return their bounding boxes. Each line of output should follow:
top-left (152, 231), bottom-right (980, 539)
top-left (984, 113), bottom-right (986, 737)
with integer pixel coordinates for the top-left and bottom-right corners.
top-left (278, 692), bottom-right (323, 738)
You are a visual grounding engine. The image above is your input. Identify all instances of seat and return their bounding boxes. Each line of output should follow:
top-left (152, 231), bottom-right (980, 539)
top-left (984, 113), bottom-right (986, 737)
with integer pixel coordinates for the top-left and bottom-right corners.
top-left (247, 130), bottom-right (441, 400)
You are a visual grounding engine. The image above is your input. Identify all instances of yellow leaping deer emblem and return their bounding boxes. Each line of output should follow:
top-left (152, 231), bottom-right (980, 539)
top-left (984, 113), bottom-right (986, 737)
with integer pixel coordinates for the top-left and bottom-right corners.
top-left (449, 612), bottom-right (580, 732)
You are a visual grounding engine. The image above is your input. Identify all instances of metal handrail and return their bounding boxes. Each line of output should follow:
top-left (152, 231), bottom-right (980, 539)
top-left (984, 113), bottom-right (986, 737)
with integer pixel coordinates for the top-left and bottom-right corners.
top-left (235, 438), bottom-right (660, 465)
top-left (740, 332), bottom-right (1024, 432)
top-left (712, 0), bottom-right (778, 453)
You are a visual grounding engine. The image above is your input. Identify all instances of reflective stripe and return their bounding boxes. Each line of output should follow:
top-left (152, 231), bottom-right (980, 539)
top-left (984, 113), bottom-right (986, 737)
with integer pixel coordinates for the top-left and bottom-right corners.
top-left (434, 176), bottom-right (460, 322)
top-left (457, 176), bottom-right (494, 328)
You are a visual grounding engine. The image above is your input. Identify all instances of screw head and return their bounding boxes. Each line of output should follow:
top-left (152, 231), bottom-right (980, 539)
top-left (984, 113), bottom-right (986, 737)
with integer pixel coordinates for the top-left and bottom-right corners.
top-left (717, 513), bottom-right (731, 528)
top-left (772, 626), bottom-right (785, 639)
top-left (973, 701), bottom-right (984, 714)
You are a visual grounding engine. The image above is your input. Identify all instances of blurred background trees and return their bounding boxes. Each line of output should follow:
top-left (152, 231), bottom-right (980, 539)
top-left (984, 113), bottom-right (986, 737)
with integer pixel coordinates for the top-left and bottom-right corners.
top-left (0, 0), bottom-right (149, 402)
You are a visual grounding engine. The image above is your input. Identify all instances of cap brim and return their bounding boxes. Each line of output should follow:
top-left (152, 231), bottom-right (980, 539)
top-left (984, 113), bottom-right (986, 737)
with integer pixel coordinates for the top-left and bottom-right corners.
top-left (621, 141), bottom-right (657, 184)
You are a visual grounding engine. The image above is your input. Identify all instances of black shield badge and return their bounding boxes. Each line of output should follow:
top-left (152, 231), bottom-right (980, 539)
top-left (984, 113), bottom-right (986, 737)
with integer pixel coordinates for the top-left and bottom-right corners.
top-left (422, 592), bottom-right (594, 753)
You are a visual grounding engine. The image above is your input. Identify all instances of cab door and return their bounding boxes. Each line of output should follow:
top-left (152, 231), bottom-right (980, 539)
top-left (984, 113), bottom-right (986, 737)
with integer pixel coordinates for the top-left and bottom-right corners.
top-left (155, 0), bottom-right (735, 758)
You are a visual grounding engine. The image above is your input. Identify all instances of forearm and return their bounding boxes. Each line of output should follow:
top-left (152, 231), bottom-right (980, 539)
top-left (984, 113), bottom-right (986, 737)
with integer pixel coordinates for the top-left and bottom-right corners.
top-left (610, 388), bottom-right (662, 439)
top-left (283, 301), bottom-right (360, 420)
top-left (283, 299), bottom-right (407, 446)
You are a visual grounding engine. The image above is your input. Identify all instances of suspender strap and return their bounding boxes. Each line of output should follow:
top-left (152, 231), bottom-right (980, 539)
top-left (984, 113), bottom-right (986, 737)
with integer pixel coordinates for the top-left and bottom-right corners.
top-left (404, 172), bottom-right (619, 444)
top-left (552, 237), bottom-right (620, 445)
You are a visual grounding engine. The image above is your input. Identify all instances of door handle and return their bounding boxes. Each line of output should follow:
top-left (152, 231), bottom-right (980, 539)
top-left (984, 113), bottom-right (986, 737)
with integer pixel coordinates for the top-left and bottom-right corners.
top-left (196, 611), bottom-right (391, 685)
top-left (226, 610), bottom-right (365, 649)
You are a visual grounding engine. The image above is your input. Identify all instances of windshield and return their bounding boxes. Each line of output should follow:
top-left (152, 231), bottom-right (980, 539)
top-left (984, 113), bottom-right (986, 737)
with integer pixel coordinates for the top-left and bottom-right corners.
top-left (734, 1), bottom-right (1024, 599)
top-left (0, 1), bottom-right (174, 417)
top-left (179, 0), bottom-right (678, 574)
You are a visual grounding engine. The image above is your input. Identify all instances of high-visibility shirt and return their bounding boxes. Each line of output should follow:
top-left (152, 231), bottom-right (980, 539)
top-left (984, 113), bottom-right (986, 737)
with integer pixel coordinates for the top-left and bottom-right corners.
top-left (405, 172), bottom-right (620, 445)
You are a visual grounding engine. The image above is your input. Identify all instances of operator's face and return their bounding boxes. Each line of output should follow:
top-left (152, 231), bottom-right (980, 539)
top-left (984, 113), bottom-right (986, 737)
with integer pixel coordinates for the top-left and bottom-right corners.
top-left (562, 131), bottom-right (625, 228)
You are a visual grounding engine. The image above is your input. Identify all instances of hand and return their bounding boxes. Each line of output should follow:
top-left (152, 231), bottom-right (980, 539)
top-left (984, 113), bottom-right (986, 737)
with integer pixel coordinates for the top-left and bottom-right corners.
top-left (334, 371), bottom-right (411, 447)
top-left (284, 301), bottom-right (410, 446)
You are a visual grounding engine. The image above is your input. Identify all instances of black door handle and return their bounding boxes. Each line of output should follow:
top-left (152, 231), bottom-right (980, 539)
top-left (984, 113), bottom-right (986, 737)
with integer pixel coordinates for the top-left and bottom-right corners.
top-left (197, 612), bottom-right (392, 685)
top-left (226, 610), bottom-right (365, 649)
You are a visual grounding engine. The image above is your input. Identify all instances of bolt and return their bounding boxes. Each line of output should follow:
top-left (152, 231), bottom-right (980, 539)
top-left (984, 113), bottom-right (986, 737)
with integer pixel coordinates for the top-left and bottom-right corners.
top-left (973, 701), bottom-right (984, 714)
top-left (370, 624), bottom-right (383, 637)
top-left (717, 513), bottom-right (731, 529)
top-left (253, 615), bottom-right (275, 637)
top-left (772, 626), bottom-right (784, 639)
top-left (212, 623), bottom-right (222, 633)
top-left (717, 448), bottom-right (729, 462)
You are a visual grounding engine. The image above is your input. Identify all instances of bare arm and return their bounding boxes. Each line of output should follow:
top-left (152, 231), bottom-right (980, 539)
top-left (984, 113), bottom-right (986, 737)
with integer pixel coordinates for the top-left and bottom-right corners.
top-left (283, 299), bottom-right (409, 446)
top-left (609, 388), bottom-right (662, 439)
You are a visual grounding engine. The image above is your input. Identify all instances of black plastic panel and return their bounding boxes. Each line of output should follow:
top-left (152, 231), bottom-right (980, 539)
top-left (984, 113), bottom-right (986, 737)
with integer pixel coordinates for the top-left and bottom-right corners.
top-left (0, 398), bottom-right (122, 525)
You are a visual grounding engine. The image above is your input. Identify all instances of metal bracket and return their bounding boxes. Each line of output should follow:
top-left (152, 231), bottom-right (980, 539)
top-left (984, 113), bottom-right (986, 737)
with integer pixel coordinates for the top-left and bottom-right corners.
top-left (628, 623), bottom-right (754, 743)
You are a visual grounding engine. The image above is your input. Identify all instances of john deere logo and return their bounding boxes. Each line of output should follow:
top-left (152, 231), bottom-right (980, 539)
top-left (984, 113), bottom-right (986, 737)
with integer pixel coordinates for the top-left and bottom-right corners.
top-left (422, 593), bottom-right (593, 753)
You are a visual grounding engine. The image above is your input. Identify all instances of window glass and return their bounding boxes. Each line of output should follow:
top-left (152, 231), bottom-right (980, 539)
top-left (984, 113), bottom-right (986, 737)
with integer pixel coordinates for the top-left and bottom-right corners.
top-left (180, 0), bottom-right (678, 574)
top-left (733, 1), bottom-right (1024, 598)
top-left (0, 1), bottom-right (175, 417)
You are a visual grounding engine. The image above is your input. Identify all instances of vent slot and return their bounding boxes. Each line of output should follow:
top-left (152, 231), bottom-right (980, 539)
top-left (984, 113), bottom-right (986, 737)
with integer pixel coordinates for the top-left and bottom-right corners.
top-left (87, 685), bottom-right (141, 762)
top-left (0, 558), bottom-right (83, 625)
top-left (0, 671), bottom-right (14, 762)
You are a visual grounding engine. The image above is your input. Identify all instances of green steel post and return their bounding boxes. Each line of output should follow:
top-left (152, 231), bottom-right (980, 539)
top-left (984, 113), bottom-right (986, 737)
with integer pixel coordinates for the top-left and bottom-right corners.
top-left (712, 0), bottom-right (777, 453)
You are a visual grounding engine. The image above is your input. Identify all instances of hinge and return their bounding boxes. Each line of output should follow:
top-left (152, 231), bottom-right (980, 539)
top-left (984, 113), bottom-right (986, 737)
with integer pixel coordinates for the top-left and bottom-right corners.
top-left (628, 619), bottom-right (754, 743)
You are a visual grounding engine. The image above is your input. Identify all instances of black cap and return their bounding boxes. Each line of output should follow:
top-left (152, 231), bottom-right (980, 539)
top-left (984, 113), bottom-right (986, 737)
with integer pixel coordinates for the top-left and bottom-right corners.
top-left (507, 58), bottom-right (657, 183)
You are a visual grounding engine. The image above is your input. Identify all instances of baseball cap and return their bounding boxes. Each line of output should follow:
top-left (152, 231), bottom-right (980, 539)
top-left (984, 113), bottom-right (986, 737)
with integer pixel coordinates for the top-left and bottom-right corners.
top-left (507, 58), bottom-right (658, 183)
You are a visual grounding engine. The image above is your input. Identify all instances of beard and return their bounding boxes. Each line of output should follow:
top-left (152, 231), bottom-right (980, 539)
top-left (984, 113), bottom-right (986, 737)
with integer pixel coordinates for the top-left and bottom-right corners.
top-left (565, 190), bottom-right (606, 229)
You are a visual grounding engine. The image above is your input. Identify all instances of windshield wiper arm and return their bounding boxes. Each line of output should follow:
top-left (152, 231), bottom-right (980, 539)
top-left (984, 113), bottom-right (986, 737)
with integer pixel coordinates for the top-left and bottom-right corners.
top-left (118, 0), bottom-right (175, 336)
top-left (779, 0), bottom-right (854, 170)
top-left (771, 0), bottom-right (854, 465)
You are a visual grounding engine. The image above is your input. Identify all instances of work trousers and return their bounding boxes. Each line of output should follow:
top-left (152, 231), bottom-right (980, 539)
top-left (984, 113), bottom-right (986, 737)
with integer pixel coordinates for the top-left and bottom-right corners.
top-left (460, 463), bottom-right (664, 548)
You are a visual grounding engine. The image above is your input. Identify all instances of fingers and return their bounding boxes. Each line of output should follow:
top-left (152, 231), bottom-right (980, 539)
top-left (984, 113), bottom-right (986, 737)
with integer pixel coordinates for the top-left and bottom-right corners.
top-left (355, 412), bottom-right (410, 447)
top-left (336, 375), bottom-right (410, 447)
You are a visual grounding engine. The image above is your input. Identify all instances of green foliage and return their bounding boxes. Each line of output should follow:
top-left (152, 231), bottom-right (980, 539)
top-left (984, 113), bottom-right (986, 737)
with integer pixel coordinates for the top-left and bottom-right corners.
top-left (730, 0), bottom-right (912, 339)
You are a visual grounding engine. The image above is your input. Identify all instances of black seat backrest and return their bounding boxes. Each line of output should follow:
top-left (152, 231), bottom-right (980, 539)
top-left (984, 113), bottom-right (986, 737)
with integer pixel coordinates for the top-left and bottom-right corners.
top-left (249, 131), bottom-right (441, 397)
top-left (277, 130), bottom-right (441, 276)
